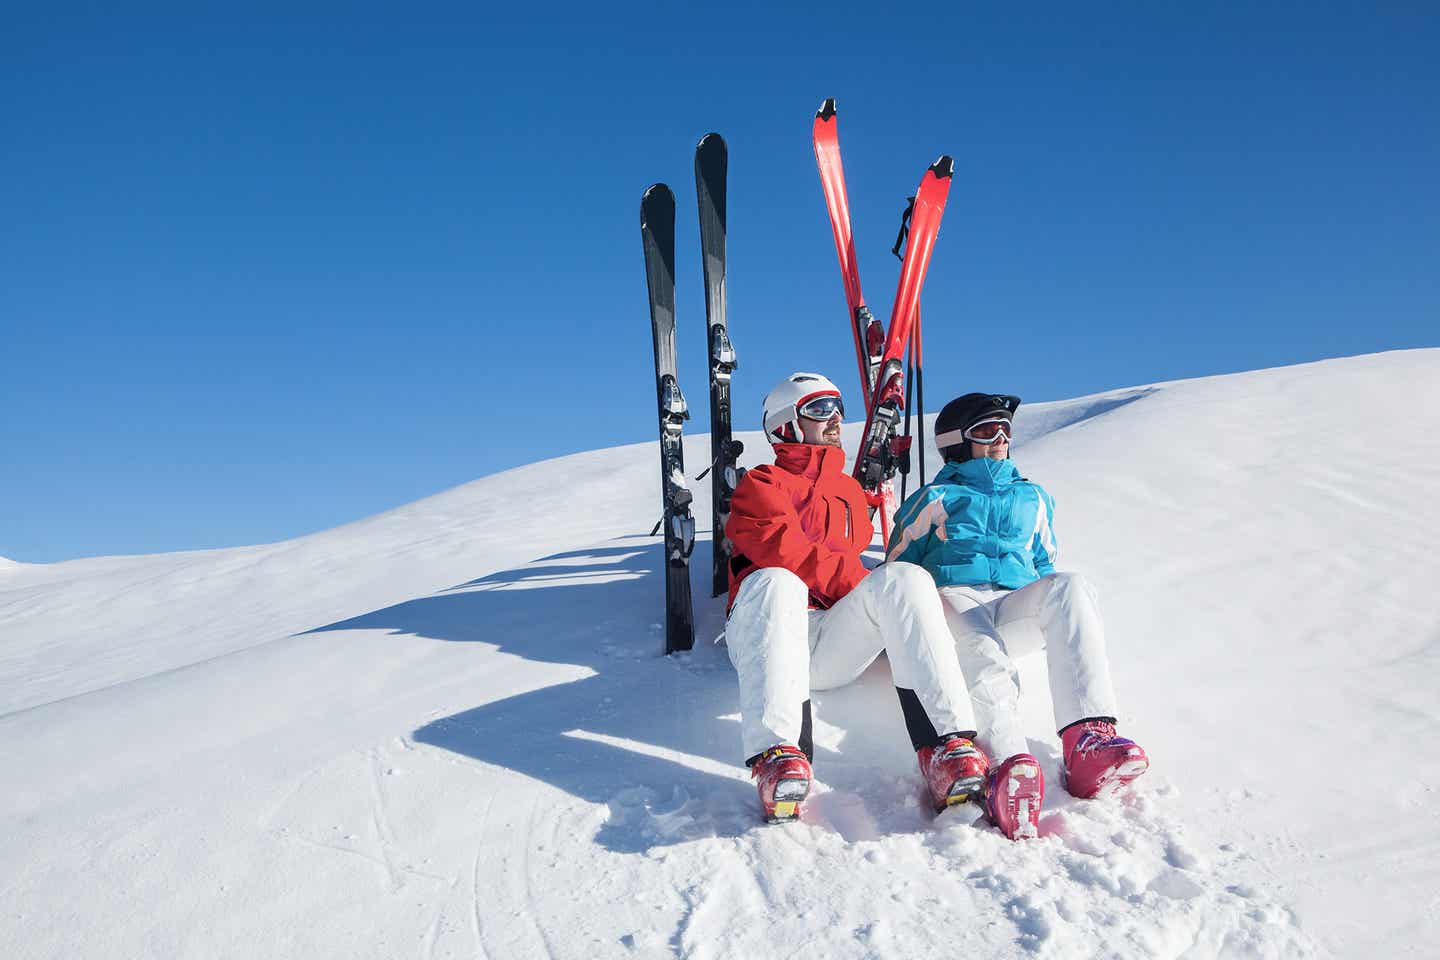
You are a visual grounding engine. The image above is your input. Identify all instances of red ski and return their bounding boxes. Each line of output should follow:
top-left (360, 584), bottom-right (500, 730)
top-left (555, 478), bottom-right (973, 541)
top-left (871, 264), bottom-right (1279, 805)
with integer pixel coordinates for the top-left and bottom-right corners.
top-left (851, 155), bottom-right (954, 535)
top-left (812, 99), bottom-right (885, 409)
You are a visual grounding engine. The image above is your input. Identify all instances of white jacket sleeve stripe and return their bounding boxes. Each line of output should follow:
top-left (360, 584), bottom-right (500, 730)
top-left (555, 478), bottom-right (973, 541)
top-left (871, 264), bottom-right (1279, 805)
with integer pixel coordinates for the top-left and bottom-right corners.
top-left (1031, 492), bottom-right (1058, 566)
top-left (887, 495), bottom-right (950, 563)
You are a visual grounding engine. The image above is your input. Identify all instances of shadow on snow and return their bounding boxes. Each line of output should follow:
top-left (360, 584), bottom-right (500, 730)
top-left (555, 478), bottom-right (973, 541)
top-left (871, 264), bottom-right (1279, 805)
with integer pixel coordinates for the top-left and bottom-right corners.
top-left (308, 539), bottom-right (764, 853)
top-left (1015, 386), bottom-right (1159, 448)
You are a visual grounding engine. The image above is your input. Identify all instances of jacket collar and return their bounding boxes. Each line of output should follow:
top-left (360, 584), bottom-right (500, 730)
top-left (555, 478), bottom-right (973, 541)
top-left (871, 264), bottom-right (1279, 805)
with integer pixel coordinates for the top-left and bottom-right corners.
top-left (936, 457), bottom-right (1020, 491)
top-left (772, 442), bottom-right (848, 481)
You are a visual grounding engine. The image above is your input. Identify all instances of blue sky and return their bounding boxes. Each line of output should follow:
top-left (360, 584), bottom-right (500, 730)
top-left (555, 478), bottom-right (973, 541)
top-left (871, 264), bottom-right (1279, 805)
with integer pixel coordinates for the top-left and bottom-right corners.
top-left (5, 3), bottom-right (1437, 562)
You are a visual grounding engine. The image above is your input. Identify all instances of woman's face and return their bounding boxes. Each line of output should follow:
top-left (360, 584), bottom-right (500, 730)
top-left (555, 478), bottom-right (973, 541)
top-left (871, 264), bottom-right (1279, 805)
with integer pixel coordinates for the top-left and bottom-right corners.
top-left (966, 417), bottom-right (1012, 461)
top-left (970, 435), bottom-right (1010, 460)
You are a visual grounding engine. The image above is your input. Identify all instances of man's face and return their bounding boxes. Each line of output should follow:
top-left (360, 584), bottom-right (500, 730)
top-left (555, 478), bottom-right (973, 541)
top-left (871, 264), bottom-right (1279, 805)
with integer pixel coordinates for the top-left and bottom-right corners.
top-left (798, 408), bottom-right (843, 447)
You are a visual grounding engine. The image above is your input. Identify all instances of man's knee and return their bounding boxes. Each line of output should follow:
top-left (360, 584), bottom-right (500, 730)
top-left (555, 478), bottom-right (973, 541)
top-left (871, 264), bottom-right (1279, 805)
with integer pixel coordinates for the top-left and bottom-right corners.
top-left (879, 560), bottom-right (937, 595)
top-left (727, 569), bottom-right (810, 666)
top-left (731, 569), bottom-right (812, 630)
top-left (733, 567), bottom-right (809, 609)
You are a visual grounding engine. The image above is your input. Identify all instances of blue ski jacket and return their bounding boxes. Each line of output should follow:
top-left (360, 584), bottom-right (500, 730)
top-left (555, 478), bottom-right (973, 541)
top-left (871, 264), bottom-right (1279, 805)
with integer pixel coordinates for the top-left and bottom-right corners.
top-left (886, 458), bottom-right (1058, 589)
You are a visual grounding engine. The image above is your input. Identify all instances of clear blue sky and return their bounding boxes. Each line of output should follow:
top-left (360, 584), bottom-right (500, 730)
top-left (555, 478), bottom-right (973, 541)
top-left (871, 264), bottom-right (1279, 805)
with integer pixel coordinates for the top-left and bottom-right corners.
top-left (5, 3), bottom-right (1437, 562)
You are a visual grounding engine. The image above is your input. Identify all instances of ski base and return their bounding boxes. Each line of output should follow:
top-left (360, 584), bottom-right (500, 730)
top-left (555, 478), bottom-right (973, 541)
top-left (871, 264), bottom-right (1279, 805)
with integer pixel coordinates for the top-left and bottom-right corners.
top-left (640, 182), bottom-right (696, 654)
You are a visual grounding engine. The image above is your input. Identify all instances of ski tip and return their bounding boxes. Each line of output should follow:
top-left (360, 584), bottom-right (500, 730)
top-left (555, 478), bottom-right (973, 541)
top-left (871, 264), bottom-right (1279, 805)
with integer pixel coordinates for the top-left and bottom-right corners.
top-left (641, 183), bottom-right (676, 228)
top-left (929, 155), bottom-right (955, 179)
top-left (696, 132), bottom-right (728, 169)
top-left (816, 98), bottom-right (837, 121)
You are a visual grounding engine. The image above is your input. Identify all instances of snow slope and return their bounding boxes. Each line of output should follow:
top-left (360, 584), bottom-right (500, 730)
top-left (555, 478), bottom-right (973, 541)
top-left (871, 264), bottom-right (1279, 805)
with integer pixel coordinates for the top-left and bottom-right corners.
top-left (3, 349), bottom-right (1438, 958)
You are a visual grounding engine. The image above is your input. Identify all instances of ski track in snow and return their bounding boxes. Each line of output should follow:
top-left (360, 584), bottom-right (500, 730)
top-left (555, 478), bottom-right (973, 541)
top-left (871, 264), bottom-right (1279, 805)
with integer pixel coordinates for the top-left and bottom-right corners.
top-left (5, 349), bottom-right (1440, 957)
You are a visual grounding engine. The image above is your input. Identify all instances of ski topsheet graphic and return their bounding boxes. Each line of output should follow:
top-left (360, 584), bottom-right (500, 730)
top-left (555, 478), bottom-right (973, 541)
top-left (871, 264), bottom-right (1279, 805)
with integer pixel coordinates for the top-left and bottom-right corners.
top-left (640, 183), bottom-right (696, 654)
top-left (694, 133), bottom-right (743, 600)
top-left (813, 99), bottom-right (884, 409)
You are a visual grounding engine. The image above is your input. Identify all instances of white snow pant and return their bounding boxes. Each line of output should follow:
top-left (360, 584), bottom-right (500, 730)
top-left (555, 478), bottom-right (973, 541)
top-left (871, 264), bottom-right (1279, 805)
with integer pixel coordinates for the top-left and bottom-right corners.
top-left (725, 562), bottom-right (976, 761)
top-left (939, 572), bottom-right (1118, 760)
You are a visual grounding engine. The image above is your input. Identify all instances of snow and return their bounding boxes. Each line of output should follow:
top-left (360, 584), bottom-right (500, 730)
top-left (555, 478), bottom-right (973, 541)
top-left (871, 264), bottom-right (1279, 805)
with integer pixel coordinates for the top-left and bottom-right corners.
top-left (4, 348), bottom-right (1439, 958)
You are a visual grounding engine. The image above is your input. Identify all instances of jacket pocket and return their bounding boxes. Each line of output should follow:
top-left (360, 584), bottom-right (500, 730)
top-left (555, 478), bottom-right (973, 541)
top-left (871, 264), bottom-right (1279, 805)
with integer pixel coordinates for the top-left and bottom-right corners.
top-left (820, 495), bottom-right (849, 549)
top-left (826, 496), bottom-right (844, 546)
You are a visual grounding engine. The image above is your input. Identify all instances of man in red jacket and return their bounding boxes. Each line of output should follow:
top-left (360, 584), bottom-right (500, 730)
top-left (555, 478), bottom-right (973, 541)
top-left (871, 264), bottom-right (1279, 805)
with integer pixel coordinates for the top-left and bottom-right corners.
top-left (724, 372), bottom-right (987, 823)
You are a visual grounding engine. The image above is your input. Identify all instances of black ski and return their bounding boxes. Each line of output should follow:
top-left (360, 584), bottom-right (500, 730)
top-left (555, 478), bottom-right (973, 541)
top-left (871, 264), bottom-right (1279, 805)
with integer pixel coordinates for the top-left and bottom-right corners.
top-left (640, 184), bottom-right (696, 654)
top-left (694, 133), bottom-right (742, 599)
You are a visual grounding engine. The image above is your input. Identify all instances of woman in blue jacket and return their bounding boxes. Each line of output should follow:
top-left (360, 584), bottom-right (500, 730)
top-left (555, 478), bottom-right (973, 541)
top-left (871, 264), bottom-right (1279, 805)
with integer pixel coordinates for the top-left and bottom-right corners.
top-left (888, 393), bottom-right (1149, 840)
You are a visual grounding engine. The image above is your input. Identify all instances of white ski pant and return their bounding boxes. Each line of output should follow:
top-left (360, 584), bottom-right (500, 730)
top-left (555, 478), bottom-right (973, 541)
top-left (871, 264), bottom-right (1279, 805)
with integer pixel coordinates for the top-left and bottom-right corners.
top-left (939, 572), bottom-right (1118, 760)
top-left (725, 562), bottom-right (976, 761)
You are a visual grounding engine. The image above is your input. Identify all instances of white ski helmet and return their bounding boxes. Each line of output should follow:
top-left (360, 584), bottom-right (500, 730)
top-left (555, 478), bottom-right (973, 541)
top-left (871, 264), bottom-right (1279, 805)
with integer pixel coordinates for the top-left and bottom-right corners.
top-left (762, 372), bottom-right (843, 444)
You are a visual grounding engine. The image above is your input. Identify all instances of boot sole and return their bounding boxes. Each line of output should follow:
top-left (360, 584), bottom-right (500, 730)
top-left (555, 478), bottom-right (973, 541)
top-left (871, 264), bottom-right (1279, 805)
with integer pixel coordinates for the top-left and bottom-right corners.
top-left (988, 762), bottom-right (1044, 840)
top-left (764, 776), bottom-right (811, 824)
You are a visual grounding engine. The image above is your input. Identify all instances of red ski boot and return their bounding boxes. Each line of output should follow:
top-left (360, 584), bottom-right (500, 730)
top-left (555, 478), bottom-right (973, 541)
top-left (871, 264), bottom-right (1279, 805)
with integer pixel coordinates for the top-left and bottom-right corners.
top-left (751, 744), bottom-right (812, 823)
top-left (1061, 720), bottom-right (1149, 799)
top-left (983, 753), bottom-right (1045, 840)
top-left (917, 735), bottom-right (990, 811)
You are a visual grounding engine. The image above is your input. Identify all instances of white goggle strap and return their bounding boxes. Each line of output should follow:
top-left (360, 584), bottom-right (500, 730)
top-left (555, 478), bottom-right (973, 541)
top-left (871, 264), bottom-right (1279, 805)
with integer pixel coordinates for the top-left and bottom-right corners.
top-left (933, 427), bottom-right (969, 449)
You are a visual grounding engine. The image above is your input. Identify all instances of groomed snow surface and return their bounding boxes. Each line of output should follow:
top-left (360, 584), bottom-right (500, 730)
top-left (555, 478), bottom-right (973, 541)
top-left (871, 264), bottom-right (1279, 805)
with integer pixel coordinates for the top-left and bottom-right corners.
top-left (4, 349), bottom-right (1438, 959)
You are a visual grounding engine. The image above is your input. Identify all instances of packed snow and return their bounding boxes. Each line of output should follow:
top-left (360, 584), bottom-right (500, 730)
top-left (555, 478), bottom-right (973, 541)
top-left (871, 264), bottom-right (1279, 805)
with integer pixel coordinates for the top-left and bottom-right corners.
top-left (3, 349), bottom-right (1438, 958)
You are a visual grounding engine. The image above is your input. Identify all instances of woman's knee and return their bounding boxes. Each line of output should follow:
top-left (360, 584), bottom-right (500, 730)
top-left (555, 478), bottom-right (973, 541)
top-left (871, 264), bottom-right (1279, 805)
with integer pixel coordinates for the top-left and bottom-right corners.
top-left (1047, 571), bottom-right (1097, 601)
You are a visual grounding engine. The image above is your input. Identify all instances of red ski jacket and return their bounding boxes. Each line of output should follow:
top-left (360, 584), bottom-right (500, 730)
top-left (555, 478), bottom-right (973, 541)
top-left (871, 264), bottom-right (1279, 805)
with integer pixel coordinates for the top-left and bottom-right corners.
top-left (725, 443), bottom-right (874, 611)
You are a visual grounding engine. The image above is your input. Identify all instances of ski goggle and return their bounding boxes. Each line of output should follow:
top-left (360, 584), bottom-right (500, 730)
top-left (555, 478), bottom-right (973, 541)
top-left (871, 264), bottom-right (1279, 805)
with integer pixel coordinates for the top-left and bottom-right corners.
top-left (963, 418), bottom-right (1012, 444)
top-left (797, 394), bottom-right (845, 421)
